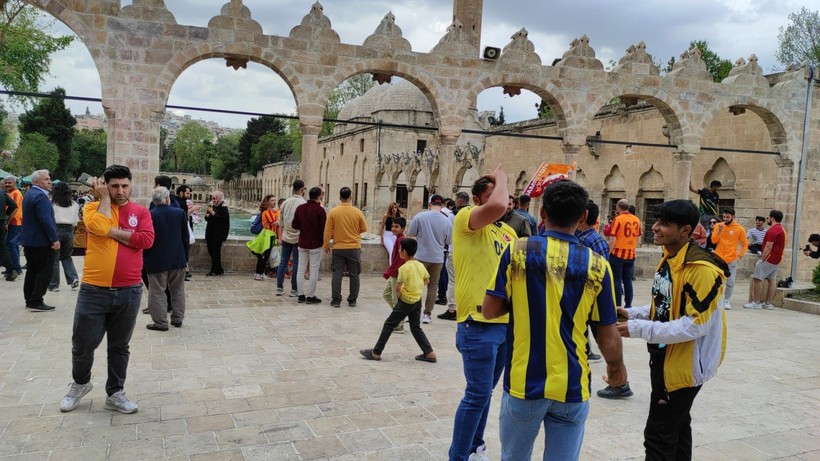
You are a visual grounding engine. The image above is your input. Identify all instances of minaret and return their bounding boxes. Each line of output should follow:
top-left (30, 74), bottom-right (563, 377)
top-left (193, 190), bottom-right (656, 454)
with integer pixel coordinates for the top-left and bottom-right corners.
top-left (452, 0), bottom-right (483, 52)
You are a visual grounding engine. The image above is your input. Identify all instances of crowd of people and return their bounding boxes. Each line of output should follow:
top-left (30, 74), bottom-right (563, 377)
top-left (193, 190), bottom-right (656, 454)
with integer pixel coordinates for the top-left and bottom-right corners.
top-left (3, 164), bottom-right (820, 461)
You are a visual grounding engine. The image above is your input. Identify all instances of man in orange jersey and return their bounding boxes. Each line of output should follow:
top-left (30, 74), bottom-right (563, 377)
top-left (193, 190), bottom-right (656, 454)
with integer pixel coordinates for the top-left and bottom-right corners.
top-left (710, 207), bottom-right (748, 310)
top-left (2, 176), bottom-right (23, 277)
top-left (604, 199), bottom-right (642, 309)
top-left (60, 165), bottom-right (155, 415)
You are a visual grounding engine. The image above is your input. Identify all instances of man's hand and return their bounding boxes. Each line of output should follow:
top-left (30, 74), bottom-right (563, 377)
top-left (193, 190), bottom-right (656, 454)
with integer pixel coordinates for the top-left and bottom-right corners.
top-left (616, 307), bottom-right (629, 319)
top-left (616, 321), bottom-right (630, 337)
top-left (483, 163), bottom-right (504, 183)
top-left (90, 177), bottom-right (107, 201)
top-left (602, 362), bottom-right (628, 388)
top-left (51, 241), bottom-right (61, 250)
top-left (805, 250), bottom-right (812, 256)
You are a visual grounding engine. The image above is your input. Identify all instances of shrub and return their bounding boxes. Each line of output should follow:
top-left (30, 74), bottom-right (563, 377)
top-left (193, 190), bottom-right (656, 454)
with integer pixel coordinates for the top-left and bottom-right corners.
top-left (813, 263), bottom-right (820, 293)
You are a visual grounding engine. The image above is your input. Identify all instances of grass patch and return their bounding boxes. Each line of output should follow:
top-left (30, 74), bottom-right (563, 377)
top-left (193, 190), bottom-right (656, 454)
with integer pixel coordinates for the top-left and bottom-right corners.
top-left (791, 290), bottom-right (820, 302)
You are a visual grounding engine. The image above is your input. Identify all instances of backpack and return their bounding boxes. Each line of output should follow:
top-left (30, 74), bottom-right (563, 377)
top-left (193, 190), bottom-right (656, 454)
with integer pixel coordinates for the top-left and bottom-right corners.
top-left (250, 214), bottom-right (263, 235)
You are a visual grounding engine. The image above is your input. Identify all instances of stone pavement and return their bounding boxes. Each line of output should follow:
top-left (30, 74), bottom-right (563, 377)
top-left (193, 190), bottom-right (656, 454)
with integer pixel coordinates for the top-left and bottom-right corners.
top-left (1, 257), bottom-right (819, 460)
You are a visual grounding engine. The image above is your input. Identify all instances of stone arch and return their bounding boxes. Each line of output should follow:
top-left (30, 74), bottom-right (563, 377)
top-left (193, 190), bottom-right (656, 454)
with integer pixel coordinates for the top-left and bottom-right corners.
top-left (575, 169), bottom-right (587, 188)
top-left (603, 165), bottom-right (626, 193)
top-left (156, 43), bottom-right (301, 110)
top-left (698, 99), bottom-right (791, 155)
top-left (465, 75), bottom-right (568, 136)
top-left (637, 166), bottom-right (666, 242)
top-left (638, 166), bottom-right (665, 191)
top-left (322, 61), bottom-right (443, 129)
top-left (704, 158), bottom-right (737, 189)
top-left (585, 85), bottom-right (689, 147)
top-left (514, 170), bottom-right (528, 195)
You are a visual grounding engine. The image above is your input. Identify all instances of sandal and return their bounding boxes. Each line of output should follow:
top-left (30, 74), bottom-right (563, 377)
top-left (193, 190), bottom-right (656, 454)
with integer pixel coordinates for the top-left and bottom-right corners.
top-left (360, 349), bottom-right (381, 361)
top-left (415, 354), bottom-right (437, 363)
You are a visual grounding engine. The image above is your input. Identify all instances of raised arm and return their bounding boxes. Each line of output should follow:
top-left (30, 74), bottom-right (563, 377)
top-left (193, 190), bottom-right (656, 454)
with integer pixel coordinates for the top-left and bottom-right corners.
top-left (468, 164), bottom-right (508, 231)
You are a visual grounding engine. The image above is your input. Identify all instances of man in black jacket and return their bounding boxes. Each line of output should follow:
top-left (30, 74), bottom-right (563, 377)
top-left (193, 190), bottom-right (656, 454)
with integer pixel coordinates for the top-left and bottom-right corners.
top-left (143, 187), bottom-right (189, 330)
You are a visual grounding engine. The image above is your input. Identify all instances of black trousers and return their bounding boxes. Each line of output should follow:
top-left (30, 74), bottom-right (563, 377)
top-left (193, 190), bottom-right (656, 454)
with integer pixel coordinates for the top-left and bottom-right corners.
top-left (373, 298), bottom-right (433, 356)
top-left (23, 246), bottom-right (55, 307)
top-left (644, 350), bottom-right (702, 461)
top-left (0, 227), bottom-right (13, 273)
top-left (206, 239), bottom-right (224, 274)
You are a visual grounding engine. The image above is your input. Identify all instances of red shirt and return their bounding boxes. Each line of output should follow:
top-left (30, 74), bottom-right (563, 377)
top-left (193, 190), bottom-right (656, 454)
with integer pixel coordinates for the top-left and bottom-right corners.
top-left (762, 223), bottom-right (786, 264)
top-left (383, 233), bottom-right (406, 279)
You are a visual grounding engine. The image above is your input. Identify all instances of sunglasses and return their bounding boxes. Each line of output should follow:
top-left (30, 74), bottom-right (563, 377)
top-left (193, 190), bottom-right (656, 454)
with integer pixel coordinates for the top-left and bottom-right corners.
top-left (710, 221), bottom-right (717, 224)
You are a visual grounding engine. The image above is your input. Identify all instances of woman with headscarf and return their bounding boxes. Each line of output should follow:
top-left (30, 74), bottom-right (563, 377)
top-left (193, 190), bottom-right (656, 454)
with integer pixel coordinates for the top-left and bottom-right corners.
top-left (204, 191), bottom-right (230, 276)
top-left (49, 182), bottom-right (80, 291)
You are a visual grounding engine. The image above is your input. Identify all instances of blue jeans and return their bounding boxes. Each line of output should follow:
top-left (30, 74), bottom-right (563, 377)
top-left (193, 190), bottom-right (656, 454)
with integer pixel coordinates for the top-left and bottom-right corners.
top-left (609, 255), bottom-right (635, 308)
top-left (71, 283), bottom-right (142, 396)
top-left (6, 224), bottom-right (21, 272)
top-left (499, 392), bottom-right (589, 461)
top-left (50, 225), bottom-right (78, 289)
top-left (276, 241), bottom-right (299, 291)
top-left (449, 321), bottom-right (507, 461)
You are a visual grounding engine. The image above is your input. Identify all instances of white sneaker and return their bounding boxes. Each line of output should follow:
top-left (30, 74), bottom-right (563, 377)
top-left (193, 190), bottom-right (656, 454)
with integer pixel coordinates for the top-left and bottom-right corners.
top-left (275, 287), bottom-right (284, 296)
top-left (288, 290), bottom-right (299, 297)
top-left (104, 391), bottom-right (138, 414)
top-left (762, 303), bottom-right (775, 310)
top-left (253, 274), bottom-right (264, 281)
top-left (743, 301), bottom-right (761, 309)
top-left (60, 381), bottom-right (93, 412)
top-left (468, 444), bottom-right (490, 461)
top-left (723, 301), bottom-right (731, 310)
top-left (422, 314), bottom-right (432, 324)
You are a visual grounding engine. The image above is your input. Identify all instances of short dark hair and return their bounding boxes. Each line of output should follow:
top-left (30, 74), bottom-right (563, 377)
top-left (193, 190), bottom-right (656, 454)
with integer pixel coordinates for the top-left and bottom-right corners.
top-left (176, 185), bottom-right (191, 195)
top-left (769, 209), bottom-right (783, 222)
top-left (542, 181), bottom-right (588, 228)
top-left (709, 180), bottom-right (722, 188)
top-left (722, 207), bottom-right (735, 216)
top-left (308, 186), bottom-right (322, 200)
top-left (653, 200), bottom-right (699, 236)
top-left (584, 200), bottom-right (600, 226)
top-left (154, 175), bottom-right (172, 189)
top-left (809, 233), bottom-right (820, 243)
top-left (455, 191), bottom-right (470, 203)
top-left (104, 165), bottom-right (132, 182)
top-left (471, 176), bottom-right (494, 198)
top-left (518, 194), bottom-right (531, 206)
top-left (392, 217), bottom-right (407, 228)
top-left (628, 205), bottom-right (636, 215)
top-left (400, 237), bottom-right (418, 256)
top-left (755, 216), bottom-right (766, 222)
top-left (340, 186), bottom-right (352, 200)
top-left (292, 179), bottom-right (305, 192)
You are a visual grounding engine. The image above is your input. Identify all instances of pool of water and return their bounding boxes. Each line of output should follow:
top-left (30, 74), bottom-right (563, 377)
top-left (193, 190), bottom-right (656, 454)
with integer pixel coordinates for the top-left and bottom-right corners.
top-left (192, 211), bottom-right (255, 238)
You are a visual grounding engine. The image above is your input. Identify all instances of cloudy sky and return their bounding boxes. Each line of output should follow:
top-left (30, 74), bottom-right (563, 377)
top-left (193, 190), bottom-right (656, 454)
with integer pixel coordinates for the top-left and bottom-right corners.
top-left (17, 0), bottom-right (816, 127)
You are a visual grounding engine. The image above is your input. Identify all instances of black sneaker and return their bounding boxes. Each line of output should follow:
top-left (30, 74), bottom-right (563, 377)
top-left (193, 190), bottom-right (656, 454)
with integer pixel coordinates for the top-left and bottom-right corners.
top-left (348, 301), bottom-right (357, 307)
top-left (28, 304), bottom-right (55, 312)
top-left (297, 295), bottom-right (306, 304)
top-left (330, 299), bottom-right (341, 308)
top-left (437, 310), bottom-right (457, 321)
top-left (5, 272), bottom-right (17, 282)
top-left (435, 298), bottom-right (447, 305)
top-left (305, 296), bottom-right (322, 304)
top-left (587, 352), bottom-right (602, 363)
top-left (597, 383), bottom-right (633, 399)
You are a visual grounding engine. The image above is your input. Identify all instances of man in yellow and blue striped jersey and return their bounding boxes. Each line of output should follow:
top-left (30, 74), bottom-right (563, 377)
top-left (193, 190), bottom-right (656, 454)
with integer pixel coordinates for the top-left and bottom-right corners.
top-left (483, 180), bottom-right (628, 461)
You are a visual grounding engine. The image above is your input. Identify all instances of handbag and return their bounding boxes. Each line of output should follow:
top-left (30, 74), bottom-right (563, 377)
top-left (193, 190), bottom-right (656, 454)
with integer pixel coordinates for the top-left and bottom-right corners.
top-left (187, 221), bottom-right (195, 245)
top-left (268, 245), bottom-right (281, 268)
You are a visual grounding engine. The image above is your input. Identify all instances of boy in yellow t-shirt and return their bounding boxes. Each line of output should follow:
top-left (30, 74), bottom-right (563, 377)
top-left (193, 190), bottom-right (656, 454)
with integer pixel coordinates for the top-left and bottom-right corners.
top-left (360, 238), bottom-right (437, 363)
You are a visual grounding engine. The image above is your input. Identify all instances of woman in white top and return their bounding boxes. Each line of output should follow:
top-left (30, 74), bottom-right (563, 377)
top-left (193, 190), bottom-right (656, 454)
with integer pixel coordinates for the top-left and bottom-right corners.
top-left (49, 182), bottom-right (80, 291)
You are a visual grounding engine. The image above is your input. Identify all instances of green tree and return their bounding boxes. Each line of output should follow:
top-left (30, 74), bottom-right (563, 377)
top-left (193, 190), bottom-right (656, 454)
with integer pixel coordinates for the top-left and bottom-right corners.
top-left (321, 73), bottom-right (375, 137)
top-left (0, 1), bottom-right (73, 97)
top-left (169, 122), bottom-right (213, 174)
top-left (777, 7), bottom-right (820, 67)
top-left (239, 115), bottom-right (287, 169)
top-left (210, 132), bottom-right (242, 181)
top-left (249, 131), bottom-right (293, 172)
top-left (18, 87), bottom-right (76, 180)
top-left (287, 116), bottom-right (303, 160)
top-left (536, 100), bottom-right (553, 119)
top-left (12, 132), bottom-right (58, 174)
top-left (71, 128), bottom-right (107, 177)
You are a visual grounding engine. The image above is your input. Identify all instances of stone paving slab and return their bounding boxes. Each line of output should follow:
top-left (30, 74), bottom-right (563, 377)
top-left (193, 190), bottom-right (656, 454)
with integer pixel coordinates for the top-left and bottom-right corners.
top-left (1, 257), bottom-right (819, 460)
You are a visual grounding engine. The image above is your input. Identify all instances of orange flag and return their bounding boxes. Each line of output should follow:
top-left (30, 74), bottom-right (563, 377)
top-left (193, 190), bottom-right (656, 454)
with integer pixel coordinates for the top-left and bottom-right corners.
top-left (523, 163), bottom-right (575, 198)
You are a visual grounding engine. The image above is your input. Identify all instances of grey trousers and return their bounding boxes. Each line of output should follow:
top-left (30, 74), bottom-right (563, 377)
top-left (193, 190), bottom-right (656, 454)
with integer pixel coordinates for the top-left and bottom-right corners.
top-left (331, 249), bottom-right (361, 302)
top-left (147, 269), bottom-right (186, 327)
top-left (420, 261), bottom-right (443, 315)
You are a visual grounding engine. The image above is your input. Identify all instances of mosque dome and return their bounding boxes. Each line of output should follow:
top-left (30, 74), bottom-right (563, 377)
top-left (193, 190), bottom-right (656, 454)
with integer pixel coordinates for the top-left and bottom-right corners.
top-left (373, 80), bottom-right (432, 114)
top-left (188, 176), bottom-right (206, 186)
top-left (336, 83), bottom-right (391, 121)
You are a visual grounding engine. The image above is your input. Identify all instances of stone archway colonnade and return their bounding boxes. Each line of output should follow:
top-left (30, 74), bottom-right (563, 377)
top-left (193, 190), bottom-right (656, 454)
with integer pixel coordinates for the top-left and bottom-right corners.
top-left (25, 0), bottom-right (813, 221)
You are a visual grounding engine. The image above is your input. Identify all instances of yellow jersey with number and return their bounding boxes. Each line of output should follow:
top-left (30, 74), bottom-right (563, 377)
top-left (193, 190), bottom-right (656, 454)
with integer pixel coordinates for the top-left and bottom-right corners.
top-left (453, 206), bottom-right (517, 323)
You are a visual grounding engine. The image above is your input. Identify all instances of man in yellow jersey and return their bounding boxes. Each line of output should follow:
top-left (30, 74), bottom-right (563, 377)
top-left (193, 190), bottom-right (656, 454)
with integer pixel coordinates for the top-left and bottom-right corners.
top-left (618, 200), bottom-right (728, 460)
top-left (483, 180), bottom-right (627, 461)
top-left (448, 164), bottom-right (516, 461)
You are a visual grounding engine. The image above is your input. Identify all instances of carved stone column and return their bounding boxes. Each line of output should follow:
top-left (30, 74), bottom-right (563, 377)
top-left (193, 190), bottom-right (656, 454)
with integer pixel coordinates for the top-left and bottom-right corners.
top-left (774, 156), bottom-right (796, 222)
top-left (436, 135), bottom-right (459, 194)
top-left (673, 151), bottom-right (696, 200)
top-left (103, 101), bottom-right (163, 205)
top-left (560, 143), bottom-right (584, 169)
top-left (300, 124), bottom-right (321, 187)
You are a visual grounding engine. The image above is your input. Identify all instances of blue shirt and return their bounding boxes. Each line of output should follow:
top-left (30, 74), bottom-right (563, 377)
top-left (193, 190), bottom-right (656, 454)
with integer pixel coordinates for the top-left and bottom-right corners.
top-left (575, 228), bottom-right (610, 261)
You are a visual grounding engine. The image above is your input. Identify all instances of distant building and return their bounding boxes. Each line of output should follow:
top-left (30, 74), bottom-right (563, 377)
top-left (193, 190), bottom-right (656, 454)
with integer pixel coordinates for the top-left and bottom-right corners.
top-left (74, 107), bottom-right (106, 131)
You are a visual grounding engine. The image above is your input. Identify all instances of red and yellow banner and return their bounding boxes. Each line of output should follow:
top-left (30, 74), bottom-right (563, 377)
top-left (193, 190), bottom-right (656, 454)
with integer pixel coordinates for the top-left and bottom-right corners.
top-left (523, 163), bottom-right (575, 198)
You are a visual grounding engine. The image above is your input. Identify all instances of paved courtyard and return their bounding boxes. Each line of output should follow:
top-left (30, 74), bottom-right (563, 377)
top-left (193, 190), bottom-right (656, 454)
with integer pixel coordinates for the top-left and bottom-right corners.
top-left (1, 257), bottom-right (819, 460)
